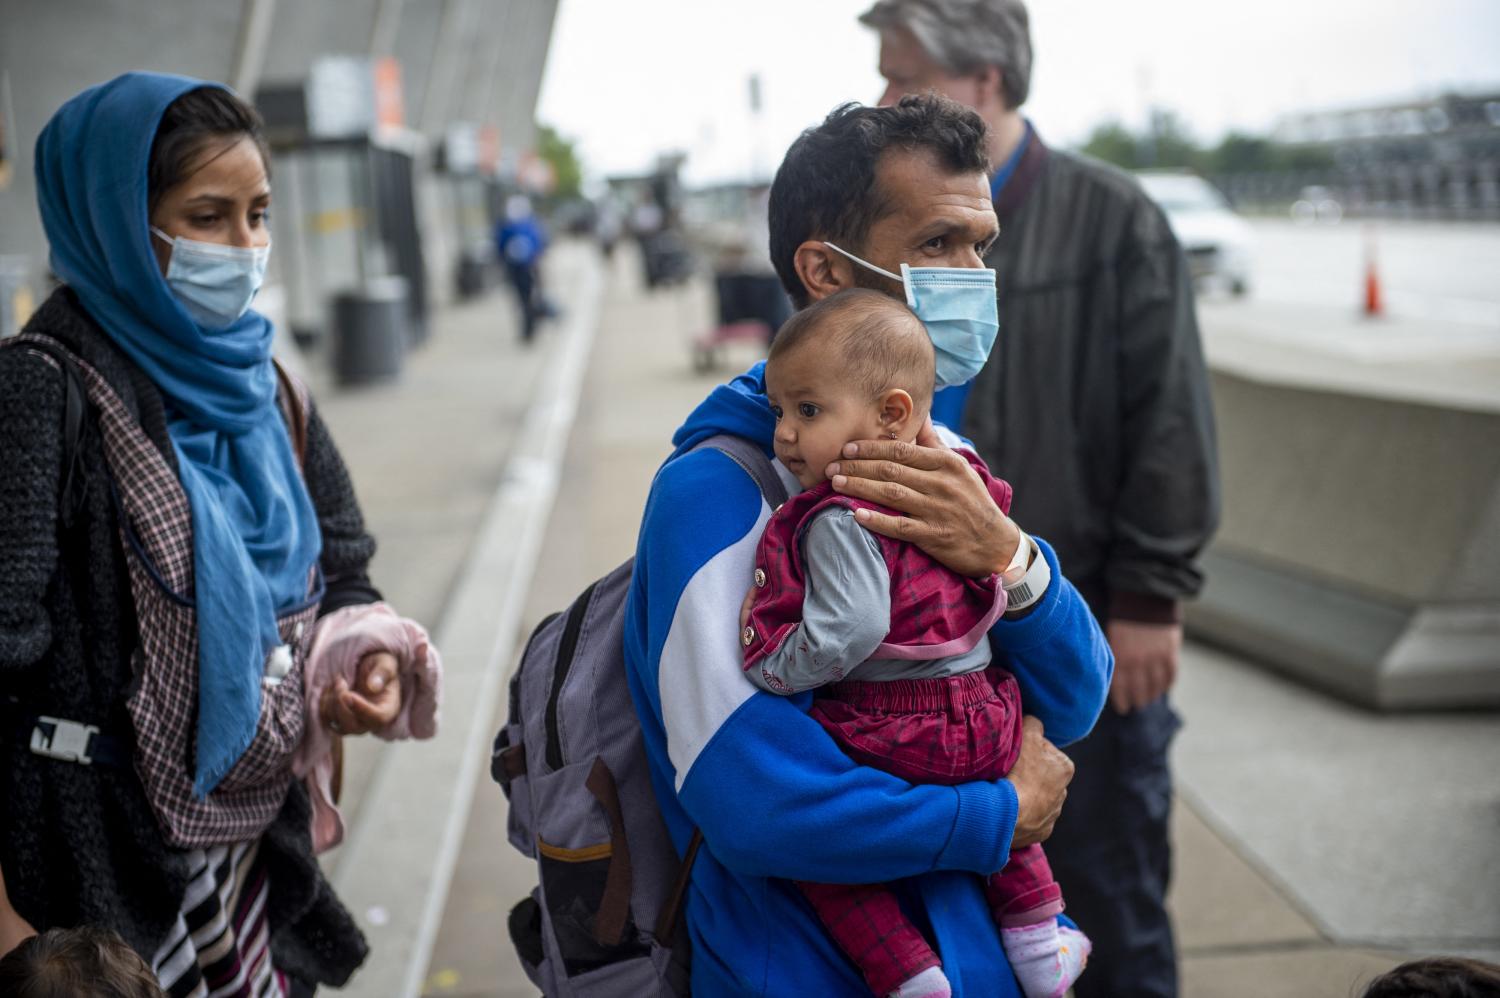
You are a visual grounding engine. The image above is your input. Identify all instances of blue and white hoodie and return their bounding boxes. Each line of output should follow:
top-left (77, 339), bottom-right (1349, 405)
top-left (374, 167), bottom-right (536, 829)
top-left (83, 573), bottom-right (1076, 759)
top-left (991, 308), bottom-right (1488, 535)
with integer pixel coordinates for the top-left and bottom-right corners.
top-left (623, 362), bottom-right (1113, 997)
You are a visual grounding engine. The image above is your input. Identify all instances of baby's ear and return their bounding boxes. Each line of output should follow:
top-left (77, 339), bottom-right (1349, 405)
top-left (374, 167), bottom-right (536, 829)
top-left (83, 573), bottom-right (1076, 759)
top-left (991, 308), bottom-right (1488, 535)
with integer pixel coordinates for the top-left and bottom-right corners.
top-left (878, 389), bottom-right (916, 436)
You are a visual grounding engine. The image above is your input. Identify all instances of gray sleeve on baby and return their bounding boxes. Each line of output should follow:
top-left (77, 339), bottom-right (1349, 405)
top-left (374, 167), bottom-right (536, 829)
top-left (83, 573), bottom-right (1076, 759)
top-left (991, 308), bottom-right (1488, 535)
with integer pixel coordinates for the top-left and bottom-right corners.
top-left (748, 507), bottom-right (892, 694)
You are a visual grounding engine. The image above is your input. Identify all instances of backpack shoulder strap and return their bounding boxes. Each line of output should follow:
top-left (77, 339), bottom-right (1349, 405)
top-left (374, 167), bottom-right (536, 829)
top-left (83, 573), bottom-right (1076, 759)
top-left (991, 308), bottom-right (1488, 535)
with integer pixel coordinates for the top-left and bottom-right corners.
top-left (691, 433), bottom-right (789, 508)
top-left (272, 358), bottom-right (311, 468)
top-left (650, 434), bottom-right (782, 944)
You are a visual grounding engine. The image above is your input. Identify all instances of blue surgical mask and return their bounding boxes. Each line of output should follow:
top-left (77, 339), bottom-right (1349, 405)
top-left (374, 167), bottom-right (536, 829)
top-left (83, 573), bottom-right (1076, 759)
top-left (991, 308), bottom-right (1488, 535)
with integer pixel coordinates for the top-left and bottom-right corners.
top-left (152, 227), bottom-right (270, 330)
top-left (824, 242), bottom-right (999, 388)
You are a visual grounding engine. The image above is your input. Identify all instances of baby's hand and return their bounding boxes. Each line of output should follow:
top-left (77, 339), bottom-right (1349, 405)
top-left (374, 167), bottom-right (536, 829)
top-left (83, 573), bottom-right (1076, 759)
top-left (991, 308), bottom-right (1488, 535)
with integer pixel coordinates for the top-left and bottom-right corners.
top-left (739, 582), bottom-right (757, 632)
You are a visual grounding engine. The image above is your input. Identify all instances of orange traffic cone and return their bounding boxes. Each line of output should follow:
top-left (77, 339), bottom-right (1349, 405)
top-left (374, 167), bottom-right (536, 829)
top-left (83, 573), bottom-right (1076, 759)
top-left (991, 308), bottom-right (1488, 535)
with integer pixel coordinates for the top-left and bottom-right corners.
top-left (1363, 230), bottom-right (1384, 318)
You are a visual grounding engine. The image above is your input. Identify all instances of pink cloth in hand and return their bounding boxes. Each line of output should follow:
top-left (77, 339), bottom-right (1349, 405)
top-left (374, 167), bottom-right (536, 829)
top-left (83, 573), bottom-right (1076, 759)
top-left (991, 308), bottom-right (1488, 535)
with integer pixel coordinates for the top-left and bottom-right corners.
top-left (294, 602), bottom-right (442, 852)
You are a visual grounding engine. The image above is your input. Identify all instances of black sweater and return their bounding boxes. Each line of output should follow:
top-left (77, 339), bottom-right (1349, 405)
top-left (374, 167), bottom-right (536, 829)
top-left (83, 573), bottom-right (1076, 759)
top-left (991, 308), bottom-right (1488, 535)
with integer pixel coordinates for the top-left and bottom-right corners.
top-left (0, 288), bottom-right (372, 986)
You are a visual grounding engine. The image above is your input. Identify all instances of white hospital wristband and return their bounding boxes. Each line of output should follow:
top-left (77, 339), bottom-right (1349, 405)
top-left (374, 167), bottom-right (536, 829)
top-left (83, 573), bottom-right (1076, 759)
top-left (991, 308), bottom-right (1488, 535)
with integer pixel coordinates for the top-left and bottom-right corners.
top-left (1001, 531), bottom-right (1050, 613)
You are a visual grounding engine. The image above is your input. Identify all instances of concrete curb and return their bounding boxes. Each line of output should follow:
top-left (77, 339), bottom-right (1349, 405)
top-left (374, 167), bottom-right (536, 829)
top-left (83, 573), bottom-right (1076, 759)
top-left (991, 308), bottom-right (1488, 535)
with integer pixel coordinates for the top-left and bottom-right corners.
top-left (330, 245), bottom-right (603, 996)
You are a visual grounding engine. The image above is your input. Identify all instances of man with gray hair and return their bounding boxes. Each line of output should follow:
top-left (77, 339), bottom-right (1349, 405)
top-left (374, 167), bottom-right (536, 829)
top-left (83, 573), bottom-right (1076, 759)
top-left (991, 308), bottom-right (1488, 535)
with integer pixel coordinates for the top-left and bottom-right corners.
top-left (861, 3), bottom-right (1221, 996)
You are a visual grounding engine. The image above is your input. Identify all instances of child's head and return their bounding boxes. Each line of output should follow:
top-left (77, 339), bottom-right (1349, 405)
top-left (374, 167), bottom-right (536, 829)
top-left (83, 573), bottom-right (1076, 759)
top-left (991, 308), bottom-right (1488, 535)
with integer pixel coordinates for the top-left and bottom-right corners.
top-left (0, 926), bottom-right (164, 998)
top-left (765, 288), bottom-right (935, 489)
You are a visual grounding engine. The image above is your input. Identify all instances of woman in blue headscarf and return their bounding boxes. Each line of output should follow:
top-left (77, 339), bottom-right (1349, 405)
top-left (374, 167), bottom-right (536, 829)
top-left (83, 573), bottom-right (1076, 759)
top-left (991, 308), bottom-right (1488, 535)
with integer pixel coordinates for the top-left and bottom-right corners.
top-left (0, 73), bottom-right (426, 994)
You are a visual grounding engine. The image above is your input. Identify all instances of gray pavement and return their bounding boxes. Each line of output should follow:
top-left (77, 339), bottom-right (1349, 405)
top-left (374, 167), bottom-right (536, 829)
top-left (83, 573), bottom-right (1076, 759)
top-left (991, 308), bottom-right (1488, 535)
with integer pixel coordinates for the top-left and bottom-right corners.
top-left (309, 276), bottom-right (553, 834)
top-left (308, 244), bottom-right (606, 997)
top-left (306, 241), bottom-right (1497, 996)
top-left (418, 249), bottom-right (731, 998)
top-left (1173, 642), bottom-right (1500, 959)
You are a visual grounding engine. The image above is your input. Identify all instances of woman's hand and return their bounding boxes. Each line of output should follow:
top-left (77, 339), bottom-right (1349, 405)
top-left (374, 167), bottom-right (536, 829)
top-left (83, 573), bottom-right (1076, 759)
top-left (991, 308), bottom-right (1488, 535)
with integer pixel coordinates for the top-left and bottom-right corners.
top-left (824, 419), bottom-right (1022, 578)
top-left (739, 582), bottom-right (757, 632)
top-left (320, 651), bottom-right (402, 736)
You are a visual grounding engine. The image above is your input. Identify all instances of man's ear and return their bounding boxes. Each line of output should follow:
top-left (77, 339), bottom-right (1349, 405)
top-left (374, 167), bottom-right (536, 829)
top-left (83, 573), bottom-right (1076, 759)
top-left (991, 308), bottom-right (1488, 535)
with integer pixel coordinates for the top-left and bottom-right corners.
top-left (793, 240), bottom-right (855, 303)
top-left (878, 389), bottom-right (916, 437)
top-left (976, 64), bottom-right (1006, 110)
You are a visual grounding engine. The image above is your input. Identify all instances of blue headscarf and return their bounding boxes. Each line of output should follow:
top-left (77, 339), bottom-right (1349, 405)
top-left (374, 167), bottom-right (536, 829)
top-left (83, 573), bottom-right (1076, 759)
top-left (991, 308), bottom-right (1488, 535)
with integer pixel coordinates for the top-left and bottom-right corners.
top-left (34, 72), bottom-right (323, 796)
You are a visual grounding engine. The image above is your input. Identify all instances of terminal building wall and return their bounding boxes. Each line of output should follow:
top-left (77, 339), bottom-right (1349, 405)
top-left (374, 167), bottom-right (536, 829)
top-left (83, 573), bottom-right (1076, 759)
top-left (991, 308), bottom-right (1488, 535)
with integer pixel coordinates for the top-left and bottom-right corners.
top-left (0, 0), bottom-right (559, 308)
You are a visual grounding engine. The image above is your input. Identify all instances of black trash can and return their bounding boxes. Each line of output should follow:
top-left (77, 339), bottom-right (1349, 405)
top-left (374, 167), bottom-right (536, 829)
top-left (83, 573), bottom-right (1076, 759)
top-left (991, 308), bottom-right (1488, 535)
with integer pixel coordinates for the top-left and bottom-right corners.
top-left (332, 276), bottom-right (408, 386)
top-left (455, 249), bottom-right (492, 300)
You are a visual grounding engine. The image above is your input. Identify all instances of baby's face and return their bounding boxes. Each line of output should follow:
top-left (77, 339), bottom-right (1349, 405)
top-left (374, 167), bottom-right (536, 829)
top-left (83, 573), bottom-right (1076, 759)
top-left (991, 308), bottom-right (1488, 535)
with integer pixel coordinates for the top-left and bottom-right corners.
top-left (765, 346), bottom-right (884, 490)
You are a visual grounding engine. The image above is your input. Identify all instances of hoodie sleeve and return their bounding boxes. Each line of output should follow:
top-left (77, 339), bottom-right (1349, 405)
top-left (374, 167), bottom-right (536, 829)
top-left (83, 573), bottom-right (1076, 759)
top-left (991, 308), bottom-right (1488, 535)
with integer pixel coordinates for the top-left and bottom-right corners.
top-left (987, 538), bottom-right (1114, 747)
top-left (626, 448), bottom-right (1019, 884)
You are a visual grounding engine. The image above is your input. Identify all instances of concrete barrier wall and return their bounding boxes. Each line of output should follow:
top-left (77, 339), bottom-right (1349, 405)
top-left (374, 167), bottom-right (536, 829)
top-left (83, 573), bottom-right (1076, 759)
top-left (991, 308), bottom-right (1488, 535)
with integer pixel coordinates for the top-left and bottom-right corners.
top-left (1190, 368), bottom-right (1500, 709)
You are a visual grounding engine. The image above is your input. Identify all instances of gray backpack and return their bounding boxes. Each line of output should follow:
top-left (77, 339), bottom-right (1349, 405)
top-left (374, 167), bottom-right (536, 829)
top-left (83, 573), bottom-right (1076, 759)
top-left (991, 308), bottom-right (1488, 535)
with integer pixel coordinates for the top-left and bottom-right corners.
top-left (492, 434), bottom-right (787, 997)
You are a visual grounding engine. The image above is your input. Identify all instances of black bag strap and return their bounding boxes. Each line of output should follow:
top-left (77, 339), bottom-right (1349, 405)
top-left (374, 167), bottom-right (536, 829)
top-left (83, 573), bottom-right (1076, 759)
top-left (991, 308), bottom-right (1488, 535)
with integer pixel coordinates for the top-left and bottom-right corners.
top-left (652, 434), bottom-right (784, 942)
top-left (59, 356), bottom-right (87, 524)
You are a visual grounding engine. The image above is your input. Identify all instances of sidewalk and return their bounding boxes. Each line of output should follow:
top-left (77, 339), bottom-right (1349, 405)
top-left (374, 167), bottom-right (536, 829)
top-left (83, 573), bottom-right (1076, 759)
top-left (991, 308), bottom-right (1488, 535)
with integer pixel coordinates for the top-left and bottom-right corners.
top-left (318, 245), bottom-right (1495, 995)
top-left (309, 271), bottom-right (555, 831)
top-left (417, 248), bottom-right (726, 997)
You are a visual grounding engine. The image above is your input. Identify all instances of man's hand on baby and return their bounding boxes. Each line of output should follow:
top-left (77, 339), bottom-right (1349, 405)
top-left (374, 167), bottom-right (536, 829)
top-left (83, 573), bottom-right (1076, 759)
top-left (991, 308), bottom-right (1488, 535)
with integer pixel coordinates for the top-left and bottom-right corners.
top-left (1007, 717), bottom-right (1074, 849)
top-left (826, 418), bottom-right (1021, 578)
top-left (320, 651), bottom-right (402, 736)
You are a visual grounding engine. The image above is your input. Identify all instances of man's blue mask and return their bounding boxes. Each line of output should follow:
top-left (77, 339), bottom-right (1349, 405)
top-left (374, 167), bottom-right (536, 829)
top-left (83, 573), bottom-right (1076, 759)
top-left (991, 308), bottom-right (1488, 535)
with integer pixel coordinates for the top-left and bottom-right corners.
top-left (824, 242), bottom-right (999, 388)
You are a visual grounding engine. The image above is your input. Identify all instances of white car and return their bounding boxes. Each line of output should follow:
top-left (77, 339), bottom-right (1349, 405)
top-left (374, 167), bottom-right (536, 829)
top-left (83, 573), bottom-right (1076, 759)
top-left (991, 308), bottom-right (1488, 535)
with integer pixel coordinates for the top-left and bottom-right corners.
top-left (1136, 172), bottom-right (1253, 297)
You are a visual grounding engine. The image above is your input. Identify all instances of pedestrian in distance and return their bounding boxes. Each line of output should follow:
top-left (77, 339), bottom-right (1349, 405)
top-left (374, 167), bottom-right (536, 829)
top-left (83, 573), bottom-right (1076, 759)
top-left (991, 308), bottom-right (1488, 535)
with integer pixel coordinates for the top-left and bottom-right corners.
top-left (495, 194), bottom-right (552, 344)
top-left (0, 73), bottom-right (442, 995)
top-left (859, 2), bottom-right (1221, 996)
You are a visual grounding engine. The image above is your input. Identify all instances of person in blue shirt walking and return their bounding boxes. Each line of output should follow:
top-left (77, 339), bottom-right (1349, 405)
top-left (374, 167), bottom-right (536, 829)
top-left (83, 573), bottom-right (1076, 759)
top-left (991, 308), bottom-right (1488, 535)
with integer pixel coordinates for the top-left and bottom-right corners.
top-left (624, 94), bottom-right (1113, 997)
top-left (494, 194), bottom-right (550, 344)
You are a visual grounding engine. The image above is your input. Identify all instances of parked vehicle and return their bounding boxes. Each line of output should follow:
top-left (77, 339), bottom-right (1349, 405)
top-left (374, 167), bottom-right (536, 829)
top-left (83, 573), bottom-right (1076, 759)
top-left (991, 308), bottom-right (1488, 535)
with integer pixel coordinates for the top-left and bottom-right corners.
top-left (1137, 171), bottom-right (1253, 296)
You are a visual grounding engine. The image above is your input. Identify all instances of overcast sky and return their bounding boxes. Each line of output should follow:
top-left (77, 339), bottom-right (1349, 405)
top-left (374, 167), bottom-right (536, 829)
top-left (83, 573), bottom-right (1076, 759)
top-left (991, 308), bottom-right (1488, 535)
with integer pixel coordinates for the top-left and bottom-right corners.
top-left (535, 0), bottom-right (1500, 186)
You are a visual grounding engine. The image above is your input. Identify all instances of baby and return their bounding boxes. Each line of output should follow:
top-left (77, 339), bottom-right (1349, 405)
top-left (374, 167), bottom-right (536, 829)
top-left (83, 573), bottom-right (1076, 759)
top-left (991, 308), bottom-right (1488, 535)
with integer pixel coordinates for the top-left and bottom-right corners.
top-left (739, 289), bottom-right (1089, 998)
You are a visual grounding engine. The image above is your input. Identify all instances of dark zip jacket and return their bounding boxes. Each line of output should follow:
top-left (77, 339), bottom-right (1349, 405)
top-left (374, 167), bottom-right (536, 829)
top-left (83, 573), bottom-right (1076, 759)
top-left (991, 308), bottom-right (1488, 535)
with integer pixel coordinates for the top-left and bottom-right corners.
top-left (963, 130), bottom-right (1220, 623)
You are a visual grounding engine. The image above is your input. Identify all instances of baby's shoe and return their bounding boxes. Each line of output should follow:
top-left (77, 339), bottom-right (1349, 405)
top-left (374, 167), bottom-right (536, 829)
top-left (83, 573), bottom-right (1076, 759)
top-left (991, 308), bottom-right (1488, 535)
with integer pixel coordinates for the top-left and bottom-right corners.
top-left (1001, 919), bottom-right (1091, 998)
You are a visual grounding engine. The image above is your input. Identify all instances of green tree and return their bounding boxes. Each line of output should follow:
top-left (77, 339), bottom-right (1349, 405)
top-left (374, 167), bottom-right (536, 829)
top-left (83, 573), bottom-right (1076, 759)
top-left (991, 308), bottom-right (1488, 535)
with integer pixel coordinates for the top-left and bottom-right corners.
top-left (535, 123), bottom-right (582, 200)
top-left (1277, 143), bottom-right (1336, 173)
top-left (1081, 121), bottom-right (1142, 169)
top-left (1208, 132), bottom-right (1275, 174)
top-left (1079, 113), bottom-right (1338, 178)
top-left (1144, 109), bottom-right (1202, 170)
